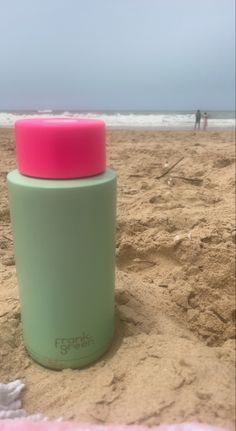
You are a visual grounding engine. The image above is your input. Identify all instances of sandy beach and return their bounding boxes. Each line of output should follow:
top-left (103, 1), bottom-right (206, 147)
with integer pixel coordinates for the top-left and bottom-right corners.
top-left (0, 128), bottom-right (235, 428)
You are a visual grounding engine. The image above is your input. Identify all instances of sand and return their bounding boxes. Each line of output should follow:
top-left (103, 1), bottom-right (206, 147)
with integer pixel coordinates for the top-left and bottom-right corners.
top-left (0, 129), bottom-right (235, 429)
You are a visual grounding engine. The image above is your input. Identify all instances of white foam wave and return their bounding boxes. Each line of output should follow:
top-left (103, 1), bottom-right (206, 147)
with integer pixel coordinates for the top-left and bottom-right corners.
top-left (37, 109), bottom-right (53, 114)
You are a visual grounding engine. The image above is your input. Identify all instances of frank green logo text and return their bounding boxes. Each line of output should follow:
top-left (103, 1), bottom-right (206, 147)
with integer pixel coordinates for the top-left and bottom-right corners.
top-left (55, 333), bottom-right (95, 355)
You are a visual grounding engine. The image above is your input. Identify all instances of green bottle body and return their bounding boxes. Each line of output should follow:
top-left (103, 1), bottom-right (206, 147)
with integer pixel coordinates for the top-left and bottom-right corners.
top-left (7, 168), bottom-right (116, 369)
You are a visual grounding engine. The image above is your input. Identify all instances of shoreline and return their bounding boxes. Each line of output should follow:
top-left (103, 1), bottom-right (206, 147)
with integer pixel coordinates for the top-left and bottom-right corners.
top-left (0, 111), bottom-right (234, 131)
top-left (1, 125), bottom-right (235, 131)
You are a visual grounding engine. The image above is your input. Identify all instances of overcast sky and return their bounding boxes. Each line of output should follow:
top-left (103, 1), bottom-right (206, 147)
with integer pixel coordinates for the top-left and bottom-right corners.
top-left (0, 0), bottom-right (235, 111)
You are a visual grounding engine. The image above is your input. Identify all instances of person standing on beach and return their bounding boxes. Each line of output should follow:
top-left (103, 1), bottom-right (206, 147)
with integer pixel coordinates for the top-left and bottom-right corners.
top-left (203, 112), bottom-right (208, 130)
top-left (194, 109), bottom-right (201, 129)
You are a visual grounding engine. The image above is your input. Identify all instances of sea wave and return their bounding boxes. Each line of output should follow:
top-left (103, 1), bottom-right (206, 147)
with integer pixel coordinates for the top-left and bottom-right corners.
top-left (0, 112), bottom-right (235, 129)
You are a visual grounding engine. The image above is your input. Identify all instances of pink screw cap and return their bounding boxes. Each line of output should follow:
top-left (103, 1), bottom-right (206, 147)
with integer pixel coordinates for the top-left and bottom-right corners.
top-left (15, 118), bottom-right (106, 179)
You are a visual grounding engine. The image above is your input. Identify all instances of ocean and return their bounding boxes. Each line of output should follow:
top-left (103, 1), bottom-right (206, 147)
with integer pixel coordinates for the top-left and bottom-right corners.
top-left (0, 110), bottom-right (235, 129)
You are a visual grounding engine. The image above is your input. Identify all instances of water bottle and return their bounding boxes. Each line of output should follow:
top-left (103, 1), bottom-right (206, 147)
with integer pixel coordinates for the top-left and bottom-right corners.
top-left (7, 118), bottom-right (117, 369)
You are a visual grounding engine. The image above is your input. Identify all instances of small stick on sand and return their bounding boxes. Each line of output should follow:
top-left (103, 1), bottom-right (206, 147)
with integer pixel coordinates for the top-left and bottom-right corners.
top-left (155, 157), bottom-right (184, 179)
top-left (133, 258), bottom-right (156, 265)
top-left (171, 176), bottom-right (203, 184)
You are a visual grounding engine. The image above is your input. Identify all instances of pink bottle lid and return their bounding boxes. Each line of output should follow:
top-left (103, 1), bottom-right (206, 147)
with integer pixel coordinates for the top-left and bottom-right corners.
top-left (15, 118), bottom-right (106, 179)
